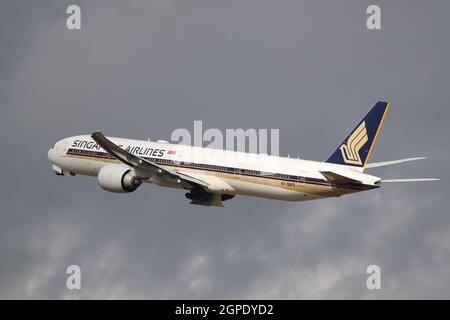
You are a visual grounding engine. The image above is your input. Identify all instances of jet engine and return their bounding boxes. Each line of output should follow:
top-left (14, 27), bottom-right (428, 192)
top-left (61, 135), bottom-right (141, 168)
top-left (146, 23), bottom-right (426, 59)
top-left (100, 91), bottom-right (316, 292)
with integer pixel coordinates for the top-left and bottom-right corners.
top-left (97, 165), bottom-right (142, 193)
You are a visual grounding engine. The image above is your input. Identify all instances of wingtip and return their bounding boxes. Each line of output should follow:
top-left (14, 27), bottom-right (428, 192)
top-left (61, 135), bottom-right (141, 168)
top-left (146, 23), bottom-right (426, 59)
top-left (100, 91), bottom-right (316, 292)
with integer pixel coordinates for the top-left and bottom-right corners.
top-left (91, 130), bottom-right (105, 141)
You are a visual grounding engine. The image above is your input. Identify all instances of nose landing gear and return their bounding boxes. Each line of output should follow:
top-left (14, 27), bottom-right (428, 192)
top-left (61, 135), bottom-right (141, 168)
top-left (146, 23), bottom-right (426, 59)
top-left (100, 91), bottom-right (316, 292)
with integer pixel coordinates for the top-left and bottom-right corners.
top-left (52, 164), bottom-right (75, 176)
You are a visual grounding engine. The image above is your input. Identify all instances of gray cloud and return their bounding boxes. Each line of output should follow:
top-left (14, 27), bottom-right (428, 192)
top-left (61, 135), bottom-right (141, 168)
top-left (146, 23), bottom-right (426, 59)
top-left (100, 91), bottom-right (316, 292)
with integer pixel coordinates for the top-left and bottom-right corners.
top-left (0, 0), bottom-right (449, 299)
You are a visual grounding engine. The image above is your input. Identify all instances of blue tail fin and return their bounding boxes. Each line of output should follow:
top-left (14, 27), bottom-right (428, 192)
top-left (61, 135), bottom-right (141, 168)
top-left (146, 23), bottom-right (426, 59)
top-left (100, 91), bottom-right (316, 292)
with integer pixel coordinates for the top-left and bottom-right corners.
top-left (326, 101), bottom-right (390, 168)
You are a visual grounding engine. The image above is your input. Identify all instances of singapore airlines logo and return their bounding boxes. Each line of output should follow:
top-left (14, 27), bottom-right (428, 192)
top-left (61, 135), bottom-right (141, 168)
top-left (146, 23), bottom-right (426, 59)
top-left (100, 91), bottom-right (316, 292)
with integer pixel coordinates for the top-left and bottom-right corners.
top-left (339, 121), bottom-right (368, 165)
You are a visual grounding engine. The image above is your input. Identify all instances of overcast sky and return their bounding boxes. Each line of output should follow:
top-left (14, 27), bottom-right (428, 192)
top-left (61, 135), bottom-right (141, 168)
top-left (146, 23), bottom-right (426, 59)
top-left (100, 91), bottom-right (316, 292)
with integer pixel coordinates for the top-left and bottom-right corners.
top-left (1, 0), bottom-right (449, 299)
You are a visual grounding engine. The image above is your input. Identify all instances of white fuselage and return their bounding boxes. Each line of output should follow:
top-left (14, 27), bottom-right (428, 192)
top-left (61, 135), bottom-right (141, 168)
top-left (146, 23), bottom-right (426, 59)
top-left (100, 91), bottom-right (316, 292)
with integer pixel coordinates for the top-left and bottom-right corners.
top-left (47, 135), bottom-right (381, 201)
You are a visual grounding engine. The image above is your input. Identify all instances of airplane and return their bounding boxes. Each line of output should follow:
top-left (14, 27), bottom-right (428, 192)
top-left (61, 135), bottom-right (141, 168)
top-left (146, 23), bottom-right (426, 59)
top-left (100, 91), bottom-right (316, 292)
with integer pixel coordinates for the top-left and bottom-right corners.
top-left (47, 101), bottom-right (438, 207)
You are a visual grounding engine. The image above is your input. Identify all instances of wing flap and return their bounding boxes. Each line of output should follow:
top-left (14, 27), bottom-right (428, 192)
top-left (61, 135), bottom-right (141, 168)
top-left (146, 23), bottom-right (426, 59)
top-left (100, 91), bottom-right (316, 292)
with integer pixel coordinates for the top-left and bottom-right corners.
top-left (173, 171), bottom-right (210, 188)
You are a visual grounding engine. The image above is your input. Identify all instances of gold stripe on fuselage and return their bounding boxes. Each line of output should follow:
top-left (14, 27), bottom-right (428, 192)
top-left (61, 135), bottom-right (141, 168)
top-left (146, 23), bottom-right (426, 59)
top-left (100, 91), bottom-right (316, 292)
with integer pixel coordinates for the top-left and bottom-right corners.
top-left (65, 151), bottom-right (361, 197)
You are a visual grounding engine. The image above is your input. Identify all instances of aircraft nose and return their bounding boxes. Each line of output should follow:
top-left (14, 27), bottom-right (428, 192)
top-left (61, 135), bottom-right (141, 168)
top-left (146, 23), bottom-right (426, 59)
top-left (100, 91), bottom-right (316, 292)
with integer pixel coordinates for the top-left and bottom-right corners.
top-left (47, 147), bottom-right (58, 163)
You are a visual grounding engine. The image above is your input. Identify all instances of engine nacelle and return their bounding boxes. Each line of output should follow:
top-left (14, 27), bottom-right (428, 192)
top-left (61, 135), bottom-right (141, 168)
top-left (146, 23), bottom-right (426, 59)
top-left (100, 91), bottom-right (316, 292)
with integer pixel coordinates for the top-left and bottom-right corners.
top-left (97, 165), bottom-right (141, 193)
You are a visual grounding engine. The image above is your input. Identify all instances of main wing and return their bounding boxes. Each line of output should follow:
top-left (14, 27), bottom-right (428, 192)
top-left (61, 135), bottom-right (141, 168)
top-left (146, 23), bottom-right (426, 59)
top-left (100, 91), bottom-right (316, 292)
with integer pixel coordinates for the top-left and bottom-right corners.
top-left (91, 131), bottom-right (228, 206)
top-left (91, 131), bottom-right (205, 186)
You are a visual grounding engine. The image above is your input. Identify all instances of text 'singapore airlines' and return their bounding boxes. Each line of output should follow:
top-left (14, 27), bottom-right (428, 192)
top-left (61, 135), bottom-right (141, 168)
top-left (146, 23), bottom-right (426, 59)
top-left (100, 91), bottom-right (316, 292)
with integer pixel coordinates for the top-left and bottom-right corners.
top-left (48, 102), bottom-right (438, 207)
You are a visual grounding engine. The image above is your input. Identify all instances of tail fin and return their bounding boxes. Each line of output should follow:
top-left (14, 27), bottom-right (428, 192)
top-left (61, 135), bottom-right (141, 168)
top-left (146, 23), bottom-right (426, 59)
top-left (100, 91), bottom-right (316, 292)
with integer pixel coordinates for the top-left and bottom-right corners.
top-left (326, 101), bottom-right (390, 169)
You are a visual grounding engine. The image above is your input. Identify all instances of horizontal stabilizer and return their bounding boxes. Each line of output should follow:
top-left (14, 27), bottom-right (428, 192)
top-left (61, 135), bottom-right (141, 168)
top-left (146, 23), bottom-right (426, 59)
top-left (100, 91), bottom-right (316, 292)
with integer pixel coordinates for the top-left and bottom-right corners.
top-left (365, 157), bottom-right (427, 169)
top-left (381, 178), bottom-right (439, 183)
top-left (320, 171), bottom-right (362, 186)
